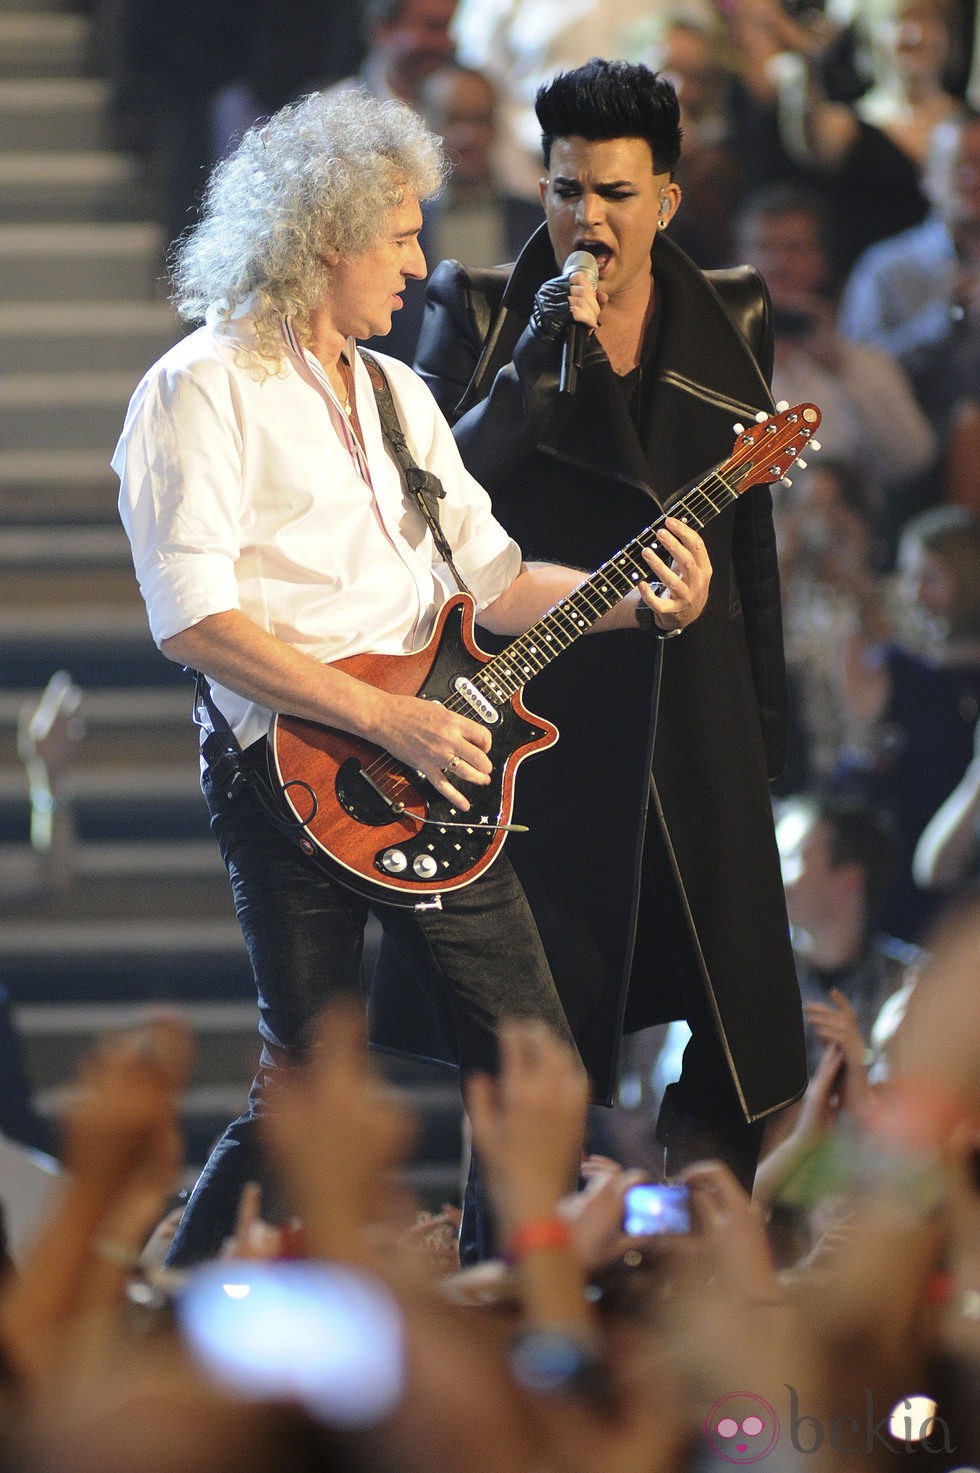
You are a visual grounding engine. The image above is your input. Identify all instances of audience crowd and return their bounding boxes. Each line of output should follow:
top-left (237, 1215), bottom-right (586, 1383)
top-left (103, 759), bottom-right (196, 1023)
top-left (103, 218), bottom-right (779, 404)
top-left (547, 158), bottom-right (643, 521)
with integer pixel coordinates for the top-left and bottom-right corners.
top-left (4, 1), bottom-right (978, 1469)
top-left (0, 904), bottom-right (976, 1472)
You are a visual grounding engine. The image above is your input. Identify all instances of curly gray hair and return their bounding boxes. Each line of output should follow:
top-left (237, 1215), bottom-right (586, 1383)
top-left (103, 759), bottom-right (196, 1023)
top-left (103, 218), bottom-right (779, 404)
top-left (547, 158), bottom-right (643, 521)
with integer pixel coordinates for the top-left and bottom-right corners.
top-left (171, 88), bottom-right (445, 369)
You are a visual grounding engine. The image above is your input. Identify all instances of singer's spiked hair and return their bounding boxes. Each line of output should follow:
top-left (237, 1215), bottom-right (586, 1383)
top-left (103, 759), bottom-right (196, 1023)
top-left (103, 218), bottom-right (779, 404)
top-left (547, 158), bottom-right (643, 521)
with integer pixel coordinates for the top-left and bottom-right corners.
top-left (535, 58), bottom-right (682, 177)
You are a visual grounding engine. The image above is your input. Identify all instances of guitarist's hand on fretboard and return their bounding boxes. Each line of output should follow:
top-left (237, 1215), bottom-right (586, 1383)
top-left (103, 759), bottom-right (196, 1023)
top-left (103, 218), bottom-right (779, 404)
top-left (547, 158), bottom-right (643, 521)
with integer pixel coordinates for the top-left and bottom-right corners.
top-left (634, 514), bottom-right (713, 635)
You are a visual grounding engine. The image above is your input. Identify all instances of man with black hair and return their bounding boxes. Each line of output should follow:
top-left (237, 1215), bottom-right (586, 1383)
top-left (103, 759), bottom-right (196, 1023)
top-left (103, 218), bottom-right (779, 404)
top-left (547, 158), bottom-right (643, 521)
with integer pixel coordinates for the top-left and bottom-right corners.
top-left (387, 58), bottom-right (808, 1195)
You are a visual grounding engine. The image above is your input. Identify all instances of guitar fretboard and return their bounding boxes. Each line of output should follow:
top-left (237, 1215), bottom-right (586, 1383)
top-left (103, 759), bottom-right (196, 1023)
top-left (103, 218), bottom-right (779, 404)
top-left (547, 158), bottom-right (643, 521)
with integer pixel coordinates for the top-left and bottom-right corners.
top-left (431, 400), bottom-right (819, 722)
top-left (473, 466), bottom-right (740, 703)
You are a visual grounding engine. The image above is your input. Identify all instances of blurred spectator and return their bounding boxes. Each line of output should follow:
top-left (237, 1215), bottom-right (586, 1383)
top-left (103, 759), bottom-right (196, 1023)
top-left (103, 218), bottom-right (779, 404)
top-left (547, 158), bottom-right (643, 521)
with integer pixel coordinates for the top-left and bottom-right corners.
top-left (326, 0), bottom-right (459, 106)
top-left (726, 0), bottom-right (930, 278)
top-left (913, 712), bottom-right (980, 899)
top-left (839, 110), bottom-right (980, 456)
top-left (775, 789), bottom-right (922, 1080)
top-left (418, 65), bottom-right (544, 265)
top-left (648, 11), bottom-right (746, 267)
top-left (212, 0), bottom-right (451, 169)
top-left (946, 396), bottom-right (980, 509)
top-left (103, 1), bottom-right (367, 252)
top-left (735, 183), bottom-right (937, 533)
top-left (856, 0), bottom-right (967, 167)
top-left (378, 64), bottom-right (543, 363)
top-left (775, 458), bottom-right (893, 783)
top-left (452, 0), bottom-right (718, 199)
top-left (836, 504), bottom-right (980, 943)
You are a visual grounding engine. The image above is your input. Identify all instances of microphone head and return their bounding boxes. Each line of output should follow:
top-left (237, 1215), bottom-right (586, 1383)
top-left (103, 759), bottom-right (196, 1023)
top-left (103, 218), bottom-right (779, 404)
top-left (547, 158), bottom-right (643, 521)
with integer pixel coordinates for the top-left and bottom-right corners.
top-left (562, 249), bottom-right (599, 289)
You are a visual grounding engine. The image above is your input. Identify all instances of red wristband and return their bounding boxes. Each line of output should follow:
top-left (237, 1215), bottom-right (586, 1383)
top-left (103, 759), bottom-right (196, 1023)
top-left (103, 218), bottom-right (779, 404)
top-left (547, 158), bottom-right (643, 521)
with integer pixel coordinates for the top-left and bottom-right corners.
top-left (507, 1216), bottom-right (572, 1262)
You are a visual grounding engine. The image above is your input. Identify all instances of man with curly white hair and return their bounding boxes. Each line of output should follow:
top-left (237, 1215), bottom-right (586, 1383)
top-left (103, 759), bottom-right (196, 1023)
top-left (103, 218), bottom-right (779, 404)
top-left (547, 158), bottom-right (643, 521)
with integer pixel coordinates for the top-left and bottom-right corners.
top-left (112, 88), bottom-right (712, 1264)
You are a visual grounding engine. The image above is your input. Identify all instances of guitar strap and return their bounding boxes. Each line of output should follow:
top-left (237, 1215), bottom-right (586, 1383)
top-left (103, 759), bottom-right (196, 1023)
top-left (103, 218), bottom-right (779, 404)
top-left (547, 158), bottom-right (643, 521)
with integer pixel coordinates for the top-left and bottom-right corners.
top-left (357, 347), bottom-right (473, 597)
top-left (192, 669), bottom-right (315, 842)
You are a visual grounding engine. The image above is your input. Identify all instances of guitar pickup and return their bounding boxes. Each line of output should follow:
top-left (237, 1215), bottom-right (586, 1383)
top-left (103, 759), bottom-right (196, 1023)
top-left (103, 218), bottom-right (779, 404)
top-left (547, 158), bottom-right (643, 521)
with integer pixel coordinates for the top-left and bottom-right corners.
top-left (453, 677), bottom-right (499, 724)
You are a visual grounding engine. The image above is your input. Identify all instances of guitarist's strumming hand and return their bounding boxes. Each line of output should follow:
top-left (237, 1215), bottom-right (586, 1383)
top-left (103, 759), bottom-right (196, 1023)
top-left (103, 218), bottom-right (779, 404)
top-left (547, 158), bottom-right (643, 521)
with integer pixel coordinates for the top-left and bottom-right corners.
top-left (635, 516), bottom-right (712, 634)
top-left (369, 691), bottom-right (492, 813)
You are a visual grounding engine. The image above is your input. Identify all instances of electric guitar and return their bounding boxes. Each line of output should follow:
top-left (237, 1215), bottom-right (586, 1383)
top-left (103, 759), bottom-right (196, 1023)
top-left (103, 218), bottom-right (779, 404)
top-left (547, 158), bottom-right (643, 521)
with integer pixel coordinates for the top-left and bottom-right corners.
top-left (271, 403), bottom-right (821, 907)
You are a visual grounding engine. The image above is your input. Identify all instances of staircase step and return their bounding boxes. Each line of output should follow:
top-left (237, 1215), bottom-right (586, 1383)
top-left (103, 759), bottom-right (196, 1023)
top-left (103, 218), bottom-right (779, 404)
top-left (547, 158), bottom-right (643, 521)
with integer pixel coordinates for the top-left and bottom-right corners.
top-left (0, 450), bottom-right (119, 523)
top-left (0, 301), bottom-right (179, 373)
top-left (0, 848), bottom-right (228, 919)
top-left (0, 78), bottom-right (110, 151)
top-left (0, 762), bottom-right (207, 843)
top-left (0, 683), bottom-right (187, 725)
top-left (0, 685), bottom-right (192, 768)
top-left (0, 918), bottom-right (253, 1001)
top-left (0, 150), bottom-right (147, 222)
top-left (0, 370), bottom-right (136, 452)
top-left (1, 838), bottom-right (223, 884)
top-left (0, 604), bottom-right (173, 688)
top-left (0, 223), bottom-right (164, 301)
top-left (0, 11), bottom-right (91, 78)
top-left (0, 522), bottom-right (130, 565)
top-left (16, 999), bottom-right (259, 1089)
top-left (0, 524), bottom-right (138, 608)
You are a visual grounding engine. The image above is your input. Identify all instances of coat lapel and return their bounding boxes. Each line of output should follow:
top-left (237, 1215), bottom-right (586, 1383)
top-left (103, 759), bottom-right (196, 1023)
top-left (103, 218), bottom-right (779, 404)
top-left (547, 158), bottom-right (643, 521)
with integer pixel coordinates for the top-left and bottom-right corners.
top-left (460, 225), bottom-right (773, 505)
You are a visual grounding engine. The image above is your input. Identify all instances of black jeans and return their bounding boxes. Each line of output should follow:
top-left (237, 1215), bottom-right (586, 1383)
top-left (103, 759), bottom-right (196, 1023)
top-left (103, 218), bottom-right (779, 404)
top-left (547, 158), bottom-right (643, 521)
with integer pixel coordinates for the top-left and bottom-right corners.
top-left (166, 741), bottom-right (574, 1266)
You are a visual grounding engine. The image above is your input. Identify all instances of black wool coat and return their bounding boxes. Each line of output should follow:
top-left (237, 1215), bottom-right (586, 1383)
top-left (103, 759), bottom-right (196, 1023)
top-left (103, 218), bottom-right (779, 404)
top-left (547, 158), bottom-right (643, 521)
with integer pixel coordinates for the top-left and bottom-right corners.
top-left (408, 225), bottom-right (807, 1121)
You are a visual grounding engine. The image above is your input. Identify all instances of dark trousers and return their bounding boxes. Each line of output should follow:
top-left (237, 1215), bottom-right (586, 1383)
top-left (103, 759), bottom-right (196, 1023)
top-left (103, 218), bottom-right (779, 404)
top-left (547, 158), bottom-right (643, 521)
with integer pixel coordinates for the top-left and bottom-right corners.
top-left (166, 742), bottom-right (574, 1267)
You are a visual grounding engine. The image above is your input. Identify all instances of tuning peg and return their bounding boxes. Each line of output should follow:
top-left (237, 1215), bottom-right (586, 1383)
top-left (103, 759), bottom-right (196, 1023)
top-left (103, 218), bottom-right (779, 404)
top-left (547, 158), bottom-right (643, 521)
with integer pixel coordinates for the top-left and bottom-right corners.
top-left (810, 439), bottom-right (821, 452)
top-left (775, 399), bottom-right (789, 412)
top-left (781, 476), bottom-right (793, 487)
top-left (754, 411), bottom-right (769, 423)
top-left (796, 458), bottom-right (807, 470)
top-left (733, 422), bottom-right (745, 435)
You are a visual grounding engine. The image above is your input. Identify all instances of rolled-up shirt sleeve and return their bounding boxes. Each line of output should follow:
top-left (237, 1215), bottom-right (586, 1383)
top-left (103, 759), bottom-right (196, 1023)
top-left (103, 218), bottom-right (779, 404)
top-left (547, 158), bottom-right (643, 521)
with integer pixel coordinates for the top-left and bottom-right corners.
top-left (113, 359), bottom-right (245, 646)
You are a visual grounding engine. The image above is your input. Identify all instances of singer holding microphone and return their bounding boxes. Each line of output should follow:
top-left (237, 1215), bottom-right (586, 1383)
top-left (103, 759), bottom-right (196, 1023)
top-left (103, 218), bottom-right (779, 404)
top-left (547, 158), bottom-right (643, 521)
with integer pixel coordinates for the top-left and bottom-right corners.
top-left (390, 58), bottom-right (807, 1200)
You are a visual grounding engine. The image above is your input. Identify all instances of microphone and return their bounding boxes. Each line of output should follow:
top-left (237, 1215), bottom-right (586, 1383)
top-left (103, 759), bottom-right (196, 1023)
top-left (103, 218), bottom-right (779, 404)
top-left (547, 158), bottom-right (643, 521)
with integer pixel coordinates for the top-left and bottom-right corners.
top-left (559, 250), bottom-right (599, 396)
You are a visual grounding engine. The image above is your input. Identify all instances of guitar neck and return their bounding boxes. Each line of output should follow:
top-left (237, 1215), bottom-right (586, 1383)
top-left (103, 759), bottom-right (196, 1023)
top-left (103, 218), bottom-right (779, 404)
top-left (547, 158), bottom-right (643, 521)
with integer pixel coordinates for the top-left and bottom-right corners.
top-left (479, 464), bottom-right (741, 701)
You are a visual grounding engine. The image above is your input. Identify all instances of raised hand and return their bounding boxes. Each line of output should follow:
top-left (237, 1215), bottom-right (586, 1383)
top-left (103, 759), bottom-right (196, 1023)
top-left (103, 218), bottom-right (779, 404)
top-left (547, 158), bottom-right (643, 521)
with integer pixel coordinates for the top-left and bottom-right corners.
top-left (260, 999), bottom-right (418, 1267)
top-left (465, 1020), bottom-right (589, 1241)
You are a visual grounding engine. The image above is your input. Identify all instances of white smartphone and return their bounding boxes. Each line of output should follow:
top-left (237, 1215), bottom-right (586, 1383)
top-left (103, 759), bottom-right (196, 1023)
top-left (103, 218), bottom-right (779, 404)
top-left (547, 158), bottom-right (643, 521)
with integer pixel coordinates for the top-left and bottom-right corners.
top-left (177, 1260), bottom-right (405, 1429)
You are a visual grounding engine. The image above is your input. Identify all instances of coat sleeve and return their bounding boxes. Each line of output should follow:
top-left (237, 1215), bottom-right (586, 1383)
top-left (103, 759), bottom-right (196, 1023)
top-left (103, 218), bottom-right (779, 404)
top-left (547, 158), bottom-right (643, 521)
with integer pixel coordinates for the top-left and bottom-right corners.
top-left (414, 258), bottom-right (567, 493)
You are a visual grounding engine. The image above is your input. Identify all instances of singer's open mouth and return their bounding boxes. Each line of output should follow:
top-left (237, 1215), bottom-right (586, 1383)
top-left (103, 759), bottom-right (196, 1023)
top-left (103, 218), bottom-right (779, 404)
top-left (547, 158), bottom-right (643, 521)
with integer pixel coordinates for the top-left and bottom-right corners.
top-left (577, 240), bottom-right (612, 273)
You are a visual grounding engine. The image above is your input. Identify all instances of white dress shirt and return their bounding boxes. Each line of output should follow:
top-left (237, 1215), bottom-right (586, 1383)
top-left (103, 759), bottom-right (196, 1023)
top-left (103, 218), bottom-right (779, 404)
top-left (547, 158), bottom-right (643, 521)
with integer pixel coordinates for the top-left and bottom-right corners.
top-left (113, 304), bottom-right (522, 749)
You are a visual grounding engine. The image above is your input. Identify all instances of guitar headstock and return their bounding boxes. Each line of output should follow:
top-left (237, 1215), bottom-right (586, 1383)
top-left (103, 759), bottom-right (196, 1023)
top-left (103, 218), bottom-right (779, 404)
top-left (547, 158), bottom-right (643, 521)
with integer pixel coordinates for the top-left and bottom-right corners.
top-left (723, 402), bottom-right (822, 493)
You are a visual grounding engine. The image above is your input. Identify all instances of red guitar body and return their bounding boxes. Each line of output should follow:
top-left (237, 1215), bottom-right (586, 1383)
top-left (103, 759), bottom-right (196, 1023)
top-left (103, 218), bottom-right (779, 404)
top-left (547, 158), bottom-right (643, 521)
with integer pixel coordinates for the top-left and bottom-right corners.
top-left (271, 596), bottom-right (557, 906)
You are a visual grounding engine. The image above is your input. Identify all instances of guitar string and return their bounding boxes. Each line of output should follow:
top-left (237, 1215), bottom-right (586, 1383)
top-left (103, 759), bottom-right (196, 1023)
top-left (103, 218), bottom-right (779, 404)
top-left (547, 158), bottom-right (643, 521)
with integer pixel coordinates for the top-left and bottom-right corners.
top-left (355, 434), bottom-right (798, 801)
top-left (354, 417), bottom-right (809, 805)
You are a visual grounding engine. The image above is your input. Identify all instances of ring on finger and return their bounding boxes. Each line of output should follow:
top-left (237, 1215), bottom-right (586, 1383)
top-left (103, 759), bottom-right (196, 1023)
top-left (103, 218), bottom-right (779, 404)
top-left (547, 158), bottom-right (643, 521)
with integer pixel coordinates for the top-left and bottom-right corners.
top-left (443, 754), bottom-right (461, 775)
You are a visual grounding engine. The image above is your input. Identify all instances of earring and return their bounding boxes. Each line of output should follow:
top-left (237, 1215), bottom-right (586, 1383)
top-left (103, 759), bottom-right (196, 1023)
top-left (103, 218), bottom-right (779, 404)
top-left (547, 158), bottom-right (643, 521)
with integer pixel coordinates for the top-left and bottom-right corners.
top-left (658, 216), bottom-right (668, 229)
